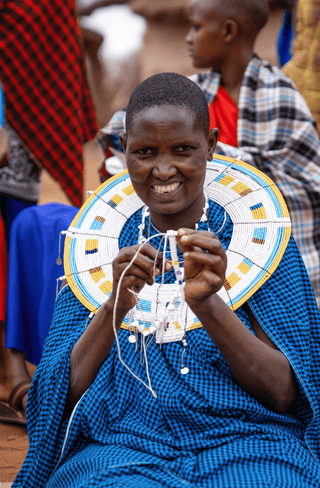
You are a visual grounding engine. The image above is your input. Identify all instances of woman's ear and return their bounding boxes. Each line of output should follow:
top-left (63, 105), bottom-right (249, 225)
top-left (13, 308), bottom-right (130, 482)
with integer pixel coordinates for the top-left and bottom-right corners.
top-left (119, 132), bottom-right (127, 154)
top-left (222, 19), bottom-right (238, 43)
top-left (207, 128), bottom-right (218, 160)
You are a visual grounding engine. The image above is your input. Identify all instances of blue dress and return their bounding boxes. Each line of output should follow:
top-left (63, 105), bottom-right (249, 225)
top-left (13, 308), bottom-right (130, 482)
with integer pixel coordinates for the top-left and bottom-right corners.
top-left (13, 201), bottom-right (320, 487)
top-left (5, 203), bottom-right (78, 364)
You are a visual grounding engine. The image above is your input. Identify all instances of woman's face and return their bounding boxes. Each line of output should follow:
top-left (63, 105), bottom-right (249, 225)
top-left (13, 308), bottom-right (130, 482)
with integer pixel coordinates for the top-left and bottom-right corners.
top-left (120, 105), bottom-right (217, 232)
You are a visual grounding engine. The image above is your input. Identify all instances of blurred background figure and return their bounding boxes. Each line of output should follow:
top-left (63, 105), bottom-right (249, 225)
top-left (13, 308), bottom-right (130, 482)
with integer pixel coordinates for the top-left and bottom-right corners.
top-left (0, 0), bottom-right (98, 426)
top-left (77, 0), bottom-right (146, 128)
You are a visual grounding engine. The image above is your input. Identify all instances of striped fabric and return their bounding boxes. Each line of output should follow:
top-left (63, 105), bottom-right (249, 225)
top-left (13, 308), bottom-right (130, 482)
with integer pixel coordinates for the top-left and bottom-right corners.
top-left (100, 54), bottom-right (320, 305)
top-left (0, 0), bottom-right (98, 207)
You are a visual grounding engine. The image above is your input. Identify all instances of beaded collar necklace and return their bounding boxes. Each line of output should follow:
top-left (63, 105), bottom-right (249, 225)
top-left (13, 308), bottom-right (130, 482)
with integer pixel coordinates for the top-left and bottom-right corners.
top-left (62, 156), bottom-right (291, 397)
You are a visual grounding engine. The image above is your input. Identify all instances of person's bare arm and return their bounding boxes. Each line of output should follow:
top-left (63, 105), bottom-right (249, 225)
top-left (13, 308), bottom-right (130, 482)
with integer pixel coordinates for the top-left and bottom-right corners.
top-left (0, 127), bottom-right (10, 168)
top-left (177, 228), bottom-right (296, 413)
top-left (67, 243), bottom-right (170, 408)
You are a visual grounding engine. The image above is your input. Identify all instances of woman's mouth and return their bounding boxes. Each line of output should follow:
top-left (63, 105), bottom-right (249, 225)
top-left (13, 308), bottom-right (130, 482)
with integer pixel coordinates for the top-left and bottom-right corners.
top-left (153, 182), bottom-right (181, 194)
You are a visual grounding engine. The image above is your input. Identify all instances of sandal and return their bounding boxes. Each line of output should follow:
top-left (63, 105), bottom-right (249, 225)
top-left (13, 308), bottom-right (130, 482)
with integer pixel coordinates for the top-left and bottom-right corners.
top-left (0, 380), bottom-right (30, 426)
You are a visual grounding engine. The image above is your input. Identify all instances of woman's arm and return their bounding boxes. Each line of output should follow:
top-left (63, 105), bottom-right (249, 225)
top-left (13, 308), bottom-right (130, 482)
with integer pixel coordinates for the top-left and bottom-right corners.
top-left (177, 228), bottom-right (296, 412)
top-left (0, 127), bottom-right (10, 168)
top-left (67, 243), bottom-right (170, 408)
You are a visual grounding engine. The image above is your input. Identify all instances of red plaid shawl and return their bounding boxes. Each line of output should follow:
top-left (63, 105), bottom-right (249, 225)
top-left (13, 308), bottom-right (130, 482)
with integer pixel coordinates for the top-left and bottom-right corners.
top-left (0, 0), bottom-right (98, 207)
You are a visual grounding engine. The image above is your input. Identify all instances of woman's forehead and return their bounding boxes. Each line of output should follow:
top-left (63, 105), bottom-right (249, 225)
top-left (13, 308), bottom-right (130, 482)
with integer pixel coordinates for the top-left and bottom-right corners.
top-left (131, 105), bottom-right (195, 128)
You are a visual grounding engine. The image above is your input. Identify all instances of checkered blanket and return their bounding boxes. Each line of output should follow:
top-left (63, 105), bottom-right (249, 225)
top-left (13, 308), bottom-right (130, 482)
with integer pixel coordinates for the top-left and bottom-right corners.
top-left (100, 55), bottom-right (320, 305)
top-left (0, 0), bottom-right (98, 207)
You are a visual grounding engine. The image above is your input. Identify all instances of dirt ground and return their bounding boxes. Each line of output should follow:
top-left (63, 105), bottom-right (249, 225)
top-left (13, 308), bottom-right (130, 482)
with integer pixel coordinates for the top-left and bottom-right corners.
top-left (0, 7), bottom-right (283, 484)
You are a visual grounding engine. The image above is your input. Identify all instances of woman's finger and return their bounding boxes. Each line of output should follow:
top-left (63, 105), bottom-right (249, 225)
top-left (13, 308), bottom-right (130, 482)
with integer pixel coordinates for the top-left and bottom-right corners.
top-left (184, 251), bottom-right (226, 272)
top-left (117, 245), bottom-right (171, 274)
top-left (115, 262), bottom-right (159, 286)
top-left (180, 234), bottom-right (226, 259)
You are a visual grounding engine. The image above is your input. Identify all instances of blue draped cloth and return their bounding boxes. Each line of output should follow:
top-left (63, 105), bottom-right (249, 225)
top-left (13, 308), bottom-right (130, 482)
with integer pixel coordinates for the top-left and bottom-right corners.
top-left (13, 201), bottom-right (320, 487)
top-left (5, 203), bottom-right (78, 364)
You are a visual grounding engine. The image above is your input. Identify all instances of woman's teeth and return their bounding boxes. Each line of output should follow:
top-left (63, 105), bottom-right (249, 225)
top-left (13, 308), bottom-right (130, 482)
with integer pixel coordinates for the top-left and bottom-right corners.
top-left (153, 182), bottom-right (180, 194)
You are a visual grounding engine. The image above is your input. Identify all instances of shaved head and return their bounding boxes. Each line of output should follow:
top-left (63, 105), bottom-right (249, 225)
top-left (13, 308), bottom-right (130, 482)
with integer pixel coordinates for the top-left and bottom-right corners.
top-left (193, 0), bottom-right (270, 39)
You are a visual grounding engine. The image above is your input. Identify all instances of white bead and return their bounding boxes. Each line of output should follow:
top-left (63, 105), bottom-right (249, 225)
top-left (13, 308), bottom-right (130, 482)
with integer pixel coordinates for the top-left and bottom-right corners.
top-left (167, 303), bottom-right (175, 311)
top-left (129, 335), bottom-right (136, 343)
top-left (149, 325), bottom-right (156, 333)
top-left (132, 319), bottom-right (139, 327)
top-left (181, 367), bottom-right (189, 375)
top-left (143, 330), bottom-right (150, 337)
top-left (182, 339), bottom-right (187, 347)
top-left (154, 320), bottom-right (161, 329)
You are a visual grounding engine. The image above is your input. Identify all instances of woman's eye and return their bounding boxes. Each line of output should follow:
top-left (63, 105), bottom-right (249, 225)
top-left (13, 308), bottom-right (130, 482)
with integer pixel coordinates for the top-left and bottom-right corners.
top-left (136, 148), bottom-right (155, 155)
top-left (175, 145), bottom-right (192, 152)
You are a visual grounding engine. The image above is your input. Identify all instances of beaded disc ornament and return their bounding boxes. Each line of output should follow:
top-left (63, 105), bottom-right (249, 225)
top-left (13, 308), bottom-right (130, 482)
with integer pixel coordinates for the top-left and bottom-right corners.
top-left (64, 155), bottom-right (291, 344)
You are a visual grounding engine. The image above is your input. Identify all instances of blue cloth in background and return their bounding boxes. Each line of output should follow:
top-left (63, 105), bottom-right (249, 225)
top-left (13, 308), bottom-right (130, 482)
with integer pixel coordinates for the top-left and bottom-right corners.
top-left (5, 203), bottom-right (78, 364)
top-left (277, 10), bottom-right (295, 67)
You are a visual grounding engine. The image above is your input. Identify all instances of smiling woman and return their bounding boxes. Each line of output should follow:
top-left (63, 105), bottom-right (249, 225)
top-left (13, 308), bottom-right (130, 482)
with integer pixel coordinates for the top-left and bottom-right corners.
top-left (13, 73), bottom-right (320, 488)
top-left (120, 104), bottom-right (217, 230)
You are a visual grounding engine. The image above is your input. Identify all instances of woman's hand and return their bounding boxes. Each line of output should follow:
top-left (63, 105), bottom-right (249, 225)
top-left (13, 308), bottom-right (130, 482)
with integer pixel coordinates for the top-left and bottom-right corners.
top-left (176, 228), bottom-right (227, 308)
top-left (68, 242), bottom-right (170, 408)
top-left (110, 243), bottom-right (171, 317)
top-left (176, 228), bottom-right (295, 412)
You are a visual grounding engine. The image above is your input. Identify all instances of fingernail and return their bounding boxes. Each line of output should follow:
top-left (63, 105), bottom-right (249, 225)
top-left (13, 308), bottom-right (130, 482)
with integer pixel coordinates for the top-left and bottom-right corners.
top-left (178, 228), bottom-right (187, 235)
top-left (181, 235), bottom-right (188, 242)
top-left (165, 262), bottom-right (172, 271)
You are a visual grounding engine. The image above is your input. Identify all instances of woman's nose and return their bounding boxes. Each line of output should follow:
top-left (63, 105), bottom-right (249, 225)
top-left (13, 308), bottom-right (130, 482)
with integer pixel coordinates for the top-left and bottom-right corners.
top-left (152, 157), bottom-right (177, 180)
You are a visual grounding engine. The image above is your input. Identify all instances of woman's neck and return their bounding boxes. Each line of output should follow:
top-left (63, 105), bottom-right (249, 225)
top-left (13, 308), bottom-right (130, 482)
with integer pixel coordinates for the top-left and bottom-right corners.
top-left (148, 194), bottom-right (207, 233)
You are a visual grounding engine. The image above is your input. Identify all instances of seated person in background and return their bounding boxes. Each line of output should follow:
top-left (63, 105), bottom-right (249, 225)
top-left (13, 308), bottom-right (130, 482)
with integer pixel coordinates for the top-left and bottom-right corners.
top-left (99, 0), bottom-right (320, 308)
top-left (14, 73), bottom-right (320, 487)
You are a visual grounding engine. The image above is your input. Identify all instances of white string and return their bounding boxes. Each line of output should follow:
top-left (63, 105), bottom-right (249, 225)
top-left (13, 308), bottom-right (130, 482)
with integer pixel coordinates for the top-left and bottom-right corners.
top-left (112, 232), bottom-right (165, 399)
top-left (216, 211), bottom-right (227, 235)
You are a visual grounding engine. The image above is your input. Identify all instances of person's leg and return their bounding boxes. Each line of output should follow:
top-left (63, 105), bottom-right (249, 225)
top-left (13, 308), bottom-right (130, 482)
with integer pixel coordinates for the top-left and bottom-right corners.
top-left (0, 335), bottom-right (30, 412)
top-left (0, 195), bottom-right (36, 422)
